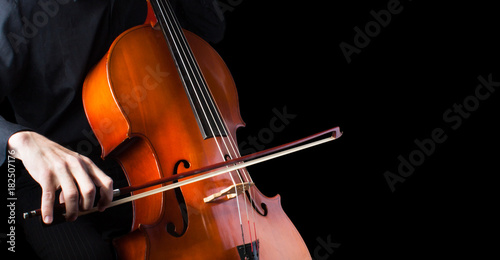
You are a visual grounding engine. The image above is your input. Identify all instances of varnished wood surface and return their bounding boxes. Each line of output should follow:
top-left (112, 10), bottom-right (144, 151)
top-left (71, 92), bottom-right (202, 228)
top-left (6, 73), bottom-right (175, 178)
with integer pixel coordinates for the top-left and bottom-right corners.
top-left (83, 24), bottom-right (311, 259)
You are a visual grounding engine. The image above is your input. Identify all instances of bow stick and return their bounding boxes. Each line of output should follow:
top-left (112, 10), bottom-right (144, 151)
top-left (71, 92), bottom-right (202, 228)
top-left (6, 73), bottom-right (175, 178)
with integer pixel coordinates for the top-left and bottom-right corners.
top-left (23, 126), bottom-right (342, 220)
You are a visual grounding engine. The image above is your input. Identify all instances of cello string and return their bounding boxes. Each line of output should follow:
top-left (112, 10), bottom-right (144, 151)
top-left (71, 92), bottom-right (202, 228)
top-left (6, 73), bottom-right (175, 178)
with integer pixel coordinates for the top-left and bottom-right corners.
top-left (155, 0), bottom-right (225, 158)
top-left (157, 0), bottom-right (247, 195)
top-left (159, 0), bottom-right (254, 199)
top-left (158, 1), bottom-right (255, 192)
top-left (159, 0), bottom-right (259, 245)
top-left (158, 0), bottom-right (232, 162)
top-left (160, 0), bottom-right (248, 183)
top-left (159, 0), bottom-right (259, 242)
top-left (160, 2), bottom-right (258, 242)
top-left (156, 0), bottom-right (250, 242)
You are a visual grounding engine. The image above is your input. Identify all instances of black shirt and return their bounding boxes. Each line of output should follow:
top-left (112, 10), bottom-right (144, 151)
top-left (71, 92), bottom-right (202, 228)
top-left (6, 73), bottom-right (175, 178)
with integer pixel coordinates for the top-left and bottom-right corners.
top-left (0, 0), bottom-right (225, 166)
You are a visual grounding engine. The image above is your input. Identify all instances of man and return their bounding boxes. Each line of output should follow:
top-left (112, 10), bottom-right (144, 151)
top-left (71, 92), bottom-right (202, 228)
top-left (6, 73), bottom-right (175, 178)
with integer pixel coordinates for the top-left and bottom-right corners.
top-left (0, 0), bottom-right (224, 259)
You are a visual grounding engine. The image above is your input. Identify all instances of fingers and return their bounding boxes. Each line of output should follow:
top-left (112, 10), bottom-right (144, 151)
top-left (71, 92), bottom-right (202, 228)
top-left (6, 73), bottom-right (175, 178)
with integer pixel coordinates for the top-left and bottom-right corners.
top-left (37, 154), bottom-right (111, 224)
top-left (69, 156), bottom-right (96, 211)
top-left (83, 157), bottom-right (113, 212)
top-left (57, 163), bottom-right (80, 222)
top-left (38, 167), bottom-right (78, 224)
top-left (40, 182), bottom-right (56, 224)
top-left (60, 154), bottom-right (113, 220)
top-left (12, 132), bottom-right (114, 223)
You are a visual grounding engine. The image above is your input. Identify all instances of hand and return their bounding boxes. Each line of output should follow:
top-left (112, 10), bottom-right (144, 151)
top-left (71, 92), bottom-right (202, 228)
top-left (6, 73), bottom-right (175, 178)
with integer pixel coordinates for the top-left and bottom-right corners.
top-left (8, 131), bottom-right (113, 224)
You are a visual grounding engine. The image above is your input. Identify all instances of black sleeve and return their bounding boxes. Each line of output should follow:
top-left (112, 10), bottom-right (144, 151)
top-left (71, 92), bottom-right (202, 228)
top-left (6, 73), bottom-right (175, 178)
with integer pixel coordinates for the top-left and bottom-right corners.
top-left (0, 116), bottom-right (31, 166)
top-left (0, 1), bottom-right (30, 166)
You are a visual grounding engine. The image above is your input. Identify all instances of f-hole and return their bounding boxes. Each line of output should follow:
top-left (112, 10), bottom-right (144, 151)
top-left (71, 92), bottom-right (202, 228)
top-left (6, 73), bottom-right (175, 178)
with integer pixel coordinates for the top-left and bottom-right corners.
top-left (166, 159), bottom-right (190, 237)
top-left (224, 154), bottom-right (268, 217)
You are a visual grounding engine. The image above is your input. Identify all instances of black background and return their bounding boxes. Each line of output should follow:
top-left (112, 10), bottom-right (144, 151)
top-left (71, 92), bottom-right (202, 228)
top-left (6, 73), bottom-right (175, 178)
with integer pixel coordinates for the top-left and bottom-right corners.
top-left (214, 0), bottom-right (499, 259)
top-left (3, 0), bottom-right (499, 259)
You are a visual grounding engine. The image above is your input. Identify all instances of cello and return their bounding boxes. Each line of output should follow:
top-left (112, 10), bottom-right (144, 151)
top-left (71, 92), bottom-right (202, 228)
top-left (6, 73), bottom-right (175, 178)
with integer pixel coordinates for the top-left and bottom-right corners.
top-left (81, 0), bottom-right (322, 259)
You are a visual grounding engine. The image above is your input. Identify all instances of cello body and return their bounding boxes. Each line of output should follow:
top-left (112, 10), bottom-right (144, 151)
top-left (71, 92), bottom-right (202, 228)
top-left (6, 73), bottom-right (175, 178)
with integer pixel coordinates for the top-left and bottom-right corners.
top-left (82, 7), bottom-right (311, 260)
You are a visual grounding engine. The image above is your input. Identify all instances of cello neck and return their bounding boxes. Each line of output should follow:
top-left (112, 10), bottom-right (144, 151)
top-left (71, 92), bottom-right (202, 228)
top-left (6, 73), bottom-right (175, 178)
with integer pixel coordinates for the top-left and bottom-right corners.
top-left (149, 0), bottom-right (227, 139)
